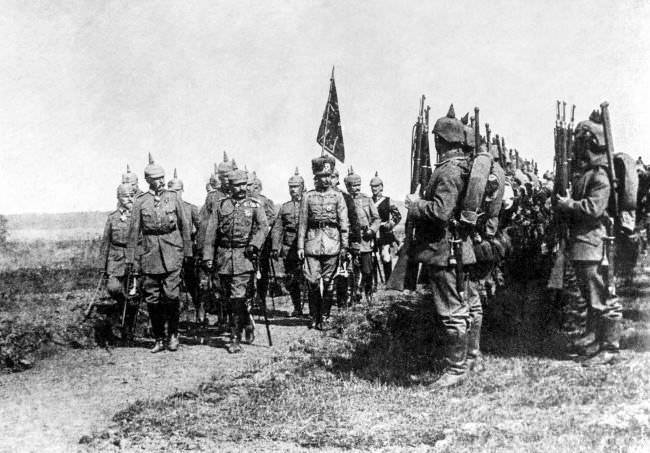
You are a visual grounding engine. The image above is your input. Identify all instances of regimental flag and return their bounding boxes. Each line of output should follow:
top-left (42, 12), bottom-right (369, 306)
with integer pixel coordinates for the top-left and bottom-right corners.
top-left (317, 67), bottom-right (345, 162)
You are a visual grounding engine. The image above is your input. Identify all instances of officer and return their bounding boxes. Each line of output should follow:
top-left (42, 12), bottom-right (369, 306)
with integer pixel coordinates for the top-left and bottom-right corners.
top-left (202, 169), bottom-right (268, 353)
top-left (405, 105), bottom-right (476, 387)
top-left (126, 154), bottom-right (192, 353)
top-left (100, 183), bottom-right (138, 341)
top-left (122, 164), bottom-right (143, 196)
top-left (271, 168), bottom-right (306, 317)
top-left (168, 169), bottom-right (201, 317)
top-left (332, 167), bottom-right (358, 309)
top-left (344, 167), bottom-right (380, 303)
top-left (197, 152), bottom-right (234, 253)
top-left (555, 110), bottom-right (623, 366)
top-left (297, 155), bottom-right (349, 330)
top-left (369, 171), bottom-right (402, 281)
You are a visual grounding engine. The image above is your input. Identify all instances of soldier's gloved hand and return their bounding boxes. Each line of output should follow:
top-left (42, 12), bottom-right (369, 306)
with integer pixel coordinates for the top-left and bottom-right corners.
top-left (203, 260), bottom-right (213, 271)
top-left (270, 250), bottom-right (279, 260)
top-left (245, 245), bottom-right (259, 260)
top-left (297, 249), bottom-right (305, 260)
top-left (555, 194), bottom-right (572, 212)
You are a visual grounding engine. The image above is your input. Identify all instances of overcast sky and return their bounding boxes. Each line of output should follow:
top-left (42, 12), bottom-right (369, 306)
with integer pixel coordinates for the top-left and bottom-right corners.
top-left (1, 0), bottom-right (649, 214)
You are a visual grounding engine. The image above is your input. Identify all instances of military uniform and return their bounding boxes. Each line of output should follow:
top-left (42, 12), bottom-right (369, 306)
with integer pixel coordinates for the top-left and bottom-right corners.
top-left (370, 172), bottom-right (402, 280)
top-left (203, 169), bottom-right (268, 351)
top-left (556, 112), bottom-right (622, 365)
top-left (248, 174), bottom-right (277, 308)
top-left (298, 156), bottom-right (349, 329)
top-left (126, 157), bottom-right (192, 352)
top-left (407, 105), bottom-right (476, 387)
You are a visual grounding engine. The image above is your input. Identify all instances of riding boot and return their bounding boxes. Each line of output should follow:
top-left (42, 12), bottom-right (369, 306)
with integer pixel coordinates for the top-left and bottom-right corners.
top-left (466, 318), bottom-right (483, 372)
top-left (582, 317), bottom-right (622, 367)
top-left (148, 304), bottom-right (165, 353)
top-left (167, 301), bottom-right (180, 351)
top-left (383, 262), bottom-right (392, 281)
top-left (434, 331), bottom-right (468, 388)
top-left (289, 287), bottom-right (302, 317)
top-left (308, 286), bottom-right (322, 329)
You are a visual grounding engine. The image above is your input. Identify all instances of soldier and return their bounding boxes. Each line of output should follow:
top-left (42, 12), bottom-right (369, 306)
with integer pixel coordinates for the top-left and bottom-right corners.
top-left (121, 164), bottom-right (143, 196)
top-left (100, 183), bottom-right (138, 341)
top-left (332, 167), bottom-right (358, 308)
top-left (202, 169), bottom-right (268, 353)
top-left (369, 171), bottom-right (402, 281)
top-left (405, 105), bottom-right (476, 387)
top-left (297, 155), bottom-right (349, 330)
top-left (344, 168), bottom-right (380, 303)
top-left (125, 154), bottom-right (192, 353)
top-left (555, 110), bottom-right (623, 366)
top-left (168, 169), bottom-right (201, 318)
top-left (271, 168), bottom-right (306, 317)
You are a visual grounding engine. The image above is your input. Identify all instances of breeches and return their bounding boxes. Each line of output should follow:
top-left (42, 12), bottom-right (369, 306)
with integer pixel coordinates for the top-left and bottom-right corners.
top-left (142, 269), bottom-right (182, 305)
top-left (425, 265), bottom-right (470, 337)
top-left (303, 255), bottom-right (338, 286)
top-left (219, 273), bottom-right (253, 299)
top-left (572, 261), bottom-right (622, 320)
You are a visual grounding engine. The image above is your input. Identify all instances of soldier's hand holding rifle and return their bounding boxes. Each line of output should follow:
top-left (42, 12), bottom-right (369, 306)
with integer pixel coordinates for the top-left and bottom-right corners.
top-left (405, 184), bottom-right (422, 210)
top-left (297, 249), bottom-right (305, 260)
top-left (245, 245), bottom-right (259, 261)
top-left (555, 188), bottom-right (572, 212)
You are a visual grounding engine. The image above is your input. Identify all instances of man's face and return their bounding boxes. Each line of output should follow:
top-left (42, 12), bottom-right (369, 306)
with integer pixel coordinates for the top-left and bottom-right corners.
top-left (232, 181), bottom-right (247, 198)
top-left (289, 185), bottom-right (302, 200)
top-left (118, 194), bottom-right (134, 210)
top-left (147, 176), bottom-right (165, 193)
top-left (348, 182), bottom-right (361, 195)
top-left (315, 174), bottom-right (331, 189)
top-left (370, 184), bottom-right (382, 197)
top-left (218, 173), bottom-right (228, 187)
top-left (130, 181), bottom-right (139, 193)
top-left (330, 174), bottom-right (339, 187)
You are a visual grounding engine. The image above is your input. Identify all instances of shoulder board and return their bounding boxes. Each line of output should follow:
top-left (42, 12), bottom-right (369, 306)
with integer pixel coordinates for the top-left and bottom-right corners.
top-left (109, 209), bottom-right (120, 216)
top-left (244, 197), bottom-right (261, 206)
top-left (136, 191), bottom-right (149, 199)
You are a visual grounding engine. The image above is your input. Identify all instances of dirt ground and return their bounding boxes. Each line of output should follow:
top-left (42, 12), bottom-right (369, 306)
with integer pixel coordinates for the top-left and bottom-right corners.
top-left (0, 304), bottom-right (312, 453)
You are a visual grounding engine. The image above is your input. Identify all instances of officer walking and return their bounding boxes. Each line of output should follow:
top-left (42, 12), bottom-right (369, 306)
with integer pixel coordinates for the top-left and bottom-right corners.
top-left (297, 155), bottom-right (349, 330)
top-left (100, 183), bottom-right (139, 341)
top-left (405, 105), bottom-right (476, 387)
top-left (369, 172), bottom-right (402, 281)
top-left (126, 155), bottom-right (193, 353)
top-left (344, 168), bottom-right (380, 303)
top-left (271, 168), bottom-right (306, 317)
top-left (555, 110), bottom-right (623, 366)
top-left (202, 169), bottom-right (269, 353)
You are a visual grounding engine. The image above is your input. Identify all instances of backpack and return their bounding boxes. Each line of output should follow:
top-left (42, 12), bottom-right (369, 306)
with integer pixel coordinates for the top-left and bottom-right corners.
top-left (610, 152), bottom-right (638, 232)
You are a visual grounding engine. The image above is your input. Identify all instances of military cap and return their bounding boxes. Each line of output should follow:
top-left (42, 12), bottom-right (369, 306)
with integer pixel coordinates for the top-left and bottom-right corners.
top-left (144, 153), bottom-right (165, 179)
top-left (116, 183), bottom-right (134, 197)
top-left (433, 104), bottom-right (465, 145)
top-left (311, 154), bottom-right (335, 176)
top-left (369, 171), bottom-right (383, 186)
top-left (575, 110), bottom-right (606, 150)
top-left (288, 167), bottom-right (304, 186)
top-left (121, 164), bottom-right (138, 184)
top-left (217, 151), bottom-right (234, 175)
top-left (344, 166), bottom-right (361, 185)
top-left (228, 169), bottom-right (248, 185)
top-left (167, 168), bottom-right (183, 191)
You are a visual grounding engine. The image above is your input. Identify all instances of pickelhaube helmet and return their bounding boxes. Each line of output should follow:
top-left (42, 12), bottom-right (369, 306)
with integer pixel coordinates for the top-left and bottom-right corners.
top-left (311, 155), bottom-right (335, 176)
top-left (167, 168), bottom-right (183, 191)
top-left (433, 104), bottom-right (465, 145)
top-left (116, 183), bottom-right (135, 197)
top-left (217, 151), bottom-right (234, 175)
top-left (288, 167), bottom-right (304, 186)
top-left (228, 169), bottom-right (248, 185)
top-left (575, 110), bottom-right (606, 150)
top-left (144, 153), bottom-right (165, 179)
top-left (369, 171), bottom-right (383, 186)
top-left (121, 164), bottom-right (138, 184)
top-left (344, 166), bottom-right (361, 185)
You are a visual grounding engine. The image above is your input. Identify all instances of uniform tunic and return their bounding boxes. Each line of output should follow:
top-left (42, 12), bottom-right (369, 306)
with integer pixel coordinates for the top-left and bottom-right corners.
top-left (101, 208), bottom-right (132, 299)
top-left (349, 193), bottom-right (380, 253)
top-left (373, 196), bottom-right (402, 246)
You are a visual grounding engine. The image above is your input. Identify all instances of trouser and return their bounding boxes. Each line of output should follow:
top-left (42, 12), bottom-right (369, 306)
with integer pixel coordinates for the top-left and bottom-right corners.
top-left (257, 244), bottom-right (271, 305)
top-left (143, 269), bottom-right (182, 340)
top-left (107, 274), bottom-right (138, 336)
top-left (353, 252), bottom-right (374, 298)
top-left (572, 261), bottom-right (623, 350)
top-left (219, 273), bottom-right (253, 335)
top-left (303, 255), bottom-right (338, 324)
top-left (181, 260), bottom-right (199, 307)
top-left (283, 252), bottom-right (304, 313)
top-left (467, 276), bottom-right (483, 360)
top-left (426, 265), bottom-right (470, 374)
top-left (380, 243), bottom-right (393, 280)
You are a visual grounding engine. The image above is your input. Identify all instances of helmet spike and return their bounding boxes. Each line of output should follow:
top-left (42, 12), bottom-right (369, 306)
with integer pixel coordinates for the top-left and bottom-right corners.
top-left (148, 153), bottom-right (154, 164)
top-left (214, 163), bottom-right (217, 174)
top-left (223, 151), bottom-right (229, 162)
top-left (174, 168), bottom-right (177, 178)
top-left (126, 163), bottom-right (131, 173)
top-left (294, 167), bottom-right (299, 175)
top-left (375, 171), bottom-right (379, 177)
top-left (231, 159), bottom-right (238, 170)
top-left (447, 104), bottom-right (455, 118)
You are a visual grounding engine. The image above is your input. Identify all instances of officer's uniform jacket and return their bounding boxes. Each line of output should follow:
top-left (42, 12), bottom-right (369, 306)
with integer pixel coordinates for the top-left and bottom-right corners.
top-left (271, 198), bottom-right (301, 258)
top-left (101, 208), bottom-right (132, 277)
top-left (566, 166), bottom-right (611, 261)
top-left (255, 193), bottom-right (277, 223)
top-left (373, 195), bottom-right (402, 245)
top-left (126, 190), bottom-right (192, 274)
top-left (202, 197), bottom-right (269, 275)
top-left (350, 193), bottom-right (380, 253)
top-left (297, 187), bottom-right (349, 257)
top-left (408, 155), bottom-right (476, 267)
top-left (182, 200), bottom-right (201, 241)
top-left (196, 186), bottom-right (229, 252)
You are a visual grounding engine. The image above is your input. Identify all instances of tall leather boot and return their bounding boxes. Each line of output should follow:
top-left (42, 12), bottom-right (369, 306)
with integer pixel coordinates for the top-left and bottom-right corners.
top-left (148, 304), bottom-right (165, 353)
top-left (167, 302), bottom-right (180, 351)
top-left (582, 317), bottom-right (622, 367)
top-left (308, 287), bottom-right (322, 329)
top-left (383, 262), bottom-right (392, 282)
top-left (289, 285), bottom-right (303, 317)
top-left (466, 318), bottom-right (483, 372)
top-left (434, 331), bottom-right (468, 388)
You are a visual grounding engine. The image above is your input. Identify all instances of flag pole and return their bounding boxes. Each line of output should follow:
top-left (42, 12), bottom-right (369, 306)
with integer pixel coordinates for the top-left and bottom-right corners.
top-left (320, 66), bottom-right (335, 157)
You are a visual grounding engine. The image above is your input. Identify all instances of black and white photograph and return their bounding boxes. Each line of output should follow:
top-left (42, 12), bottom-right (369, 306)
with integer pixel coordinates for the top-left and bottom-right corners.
top-left (0, 1), bottom-right (649, 452)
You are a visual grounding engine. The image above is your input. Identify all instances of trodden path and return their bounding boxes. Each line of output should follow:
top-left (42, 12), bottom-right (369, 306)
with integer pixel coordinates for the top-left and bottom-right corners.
top-left (0, 317), bottom-right (312, 453)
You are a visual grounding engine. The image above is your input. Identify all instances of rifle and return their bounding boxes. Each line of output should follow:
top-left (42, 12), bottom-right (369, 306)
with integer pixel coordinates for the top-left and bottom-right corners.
top-left (84, 272), bottom-right (107, 320)
top-left (386, 95), bottom-right (427, 290)
top-left (600, 101), bottom-right (618, 298)
top-left (252, 256), bottom-right (273, 346)
top-left (474, 107), bottom-right (480, 158)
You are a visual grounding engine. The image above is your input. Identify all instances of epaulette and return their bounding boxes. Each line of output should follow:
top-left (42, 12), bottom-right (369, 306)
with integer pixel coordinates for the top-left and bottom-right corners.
top-left (136, 191), bottom-right (149, 199)
top-left (109, 209), bottom-right (120, 216)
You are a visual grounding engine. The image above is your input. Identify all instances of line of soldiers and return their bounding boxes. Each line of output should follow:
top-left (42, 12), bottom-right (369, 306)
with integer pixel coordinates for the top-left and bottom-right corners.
top-left (100, 152), bottom-right (402, 352)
